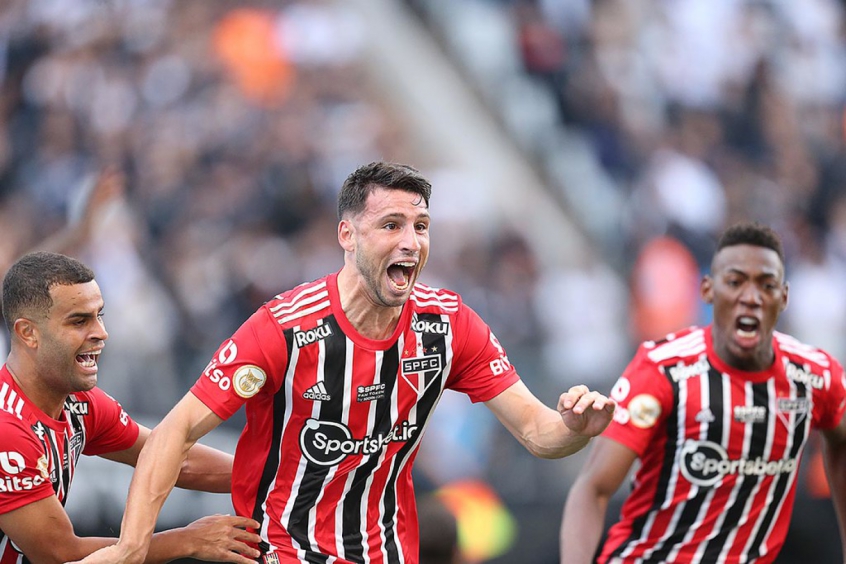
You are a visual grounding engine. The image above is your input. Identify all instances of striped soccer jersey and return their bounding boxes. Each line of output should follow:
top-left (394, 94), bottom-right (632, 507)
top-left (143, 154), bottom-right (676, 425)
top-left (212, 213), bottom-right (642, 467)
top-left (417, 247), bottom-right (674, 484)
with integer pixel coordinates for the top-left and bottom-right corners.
top-left (191, 271), bottom-right (520, 564)
top-left (599, 325), bottom-right (846, 564)
top-left (0, 366), bottom-right (139, 563)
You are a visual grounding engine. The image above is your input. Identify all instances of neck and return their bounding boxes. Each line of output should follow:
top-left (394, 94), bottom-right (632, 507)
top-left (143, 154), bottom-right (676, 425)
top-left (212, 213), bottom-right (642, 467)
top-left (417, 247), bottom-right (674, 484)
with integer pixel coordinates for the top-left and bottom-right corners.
top-left (6, 354), bottom-right (66, 419)
top-left (336, 268), bottom-right (403, 341)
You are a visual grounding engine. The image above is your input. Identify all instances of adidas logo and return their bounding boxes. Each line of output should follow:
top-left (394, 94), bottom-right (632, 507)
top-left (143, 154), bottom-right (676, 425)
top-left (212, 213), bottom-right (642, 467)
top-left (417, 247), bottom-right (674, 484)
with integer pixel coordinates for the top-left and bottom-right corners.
top-left (303, 382), bottom-right (331, 401)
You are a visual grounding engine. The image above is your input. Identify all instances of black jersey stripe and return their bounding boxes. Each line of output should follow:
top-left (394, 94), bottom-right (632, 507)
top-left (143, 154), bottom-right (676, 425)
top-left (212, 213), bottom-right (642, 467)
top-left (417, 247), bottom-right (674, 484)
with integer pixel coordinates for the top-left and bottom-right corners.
top-left (380, 314), bottom-right (449, 561)
top-left (340, 340), bottom-right (401, 562)
top-left (700, 380), bottom-right (770, 560)
top-left (292, 317), bottom-right (346, 561)
top-left (746, 372), bottom-right (811, 560)
top-left (252, 326), bottom-right (294, 555)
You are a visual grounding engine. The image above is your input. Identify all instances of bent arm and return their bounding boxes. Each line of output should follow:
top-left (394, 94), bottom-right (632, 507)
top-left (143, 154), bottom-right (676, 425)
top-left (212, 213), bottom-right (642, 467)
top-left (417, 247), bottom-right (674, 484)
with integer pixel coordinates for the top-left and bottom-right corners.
top-left (485, 381), bottom-right (615, 459)
top-left (560, 437), bottom-right (637, 564)
top-left (821, 413), bottom-right (846, 556)
top-left (101, 425), bottom-right (233, 493)
top-left (100, 392), bottom-right (224, 563)
top-left (0, 494), bottom-right (258, 564)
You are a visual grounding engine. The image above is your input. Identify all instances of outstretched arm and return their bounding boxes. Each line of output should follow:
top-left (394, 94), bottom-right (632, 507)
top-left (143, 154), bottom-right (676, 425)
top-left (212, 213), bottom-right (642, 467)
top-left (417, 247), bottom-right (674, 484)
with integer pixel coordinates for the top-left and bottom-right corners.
top-left (821, 413), bottom-right (846, 560)
top-left (485, 381), bottom-right (615, 459)
top-left (71, 392), bottom-right (229, 564)
top-left (0, 494), bottom-right (260, 564)
top-left (560, 437), bottom-right (636, 564)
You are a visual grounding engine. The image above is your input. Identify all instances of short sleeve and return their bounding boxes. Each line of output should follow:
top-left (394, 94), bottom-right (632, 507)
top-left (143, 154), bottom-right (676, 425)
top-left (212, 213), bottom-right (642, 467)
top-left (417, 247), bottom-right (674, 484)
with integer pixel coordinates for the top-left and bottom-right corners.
top-left (191, 307), bottom-right (285, 420)
top-left (81, 387), bottom-right (140, 456)
top-left (602, 346), bottom-right (674, 457)
top-left (447, 304), bottom-right (520, 403)
top-left (813, 355), bottom-right (846, 431)
top-left (0, 422), bottom-right (54, 514)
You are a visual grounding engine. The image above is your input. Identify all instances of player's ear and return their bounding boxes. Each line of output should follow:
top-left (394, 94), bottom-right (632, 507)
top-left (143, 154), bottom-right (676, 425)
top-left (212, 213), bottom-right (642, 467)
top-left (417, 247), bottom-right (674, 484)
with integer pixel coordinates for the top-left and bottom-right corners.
top-left (700, 275), bottom-right (714, 304)
top-left (13, 318), bottom-right (39, 349)
top-left (338, 219), bottom-right (355, 252)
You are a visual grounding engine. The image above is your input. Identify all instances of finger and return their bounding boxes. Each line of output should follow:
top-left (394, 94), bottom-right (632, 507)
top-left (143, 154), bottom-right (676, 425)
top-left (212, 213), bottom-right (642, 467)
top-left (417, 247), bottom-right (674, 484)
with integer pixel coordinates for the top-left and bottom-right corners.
top-left (221, 515), bottom-right (261, 530)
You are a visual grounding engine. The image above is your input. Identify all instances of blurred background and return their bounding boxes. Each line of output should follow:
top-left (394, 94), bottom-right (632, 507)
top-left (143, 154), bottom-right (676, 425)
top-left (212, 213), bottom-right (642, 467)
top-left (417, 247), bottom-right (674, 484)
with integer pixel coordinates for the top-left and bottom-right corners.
top-left (0, 0), bottom-right (844, 562)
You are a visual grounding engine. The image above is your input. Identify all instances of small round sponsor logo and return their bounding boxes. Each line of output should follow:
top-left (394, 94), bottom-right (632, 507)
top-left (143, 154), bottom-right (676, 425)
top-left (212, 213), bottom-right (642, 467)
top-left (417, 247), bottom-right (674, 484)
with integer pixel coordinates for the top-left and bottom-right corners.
top-left (628, 394), bottom-right (661, 428)
top-left (232, 365), bottom-right (267, 399)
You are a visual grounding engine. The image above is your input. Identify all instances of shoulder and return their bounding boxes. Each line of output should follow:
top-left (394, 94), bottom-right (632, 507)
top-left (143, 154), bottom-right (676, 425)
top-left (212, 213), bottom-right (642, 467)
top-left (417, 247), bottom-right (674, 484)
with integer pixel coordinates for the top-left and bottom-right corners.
top-left (261, 276), bottom-right (332, 329)
top-left (635, 326), bottom-right (707, 369)
top-left (409, 282), bottom-right (461, 315)
top-left (774, 331), bottom-right (837, 370)
top-left (0, 410), bottom-right (41, 449)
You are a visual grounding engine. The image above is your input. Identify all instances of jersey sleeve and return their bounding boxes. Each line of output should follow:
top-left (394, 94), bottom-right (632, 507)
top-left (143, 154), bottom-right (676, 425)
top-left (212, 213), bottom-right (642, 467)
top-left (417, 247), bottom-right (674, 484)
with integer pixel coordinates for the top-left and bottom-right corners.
top-left (812, 354), bottom-right (846, 431)
top-left (0, 420), bottom-right (55, 514)
top-left (81, 387), bottom-right (140, 456)
top-left (191, 307), bottom-right (286, 420)
top-left (447, 303), bottom-right (520, 403)
top-left (602, 345), bottom-right (674, 457)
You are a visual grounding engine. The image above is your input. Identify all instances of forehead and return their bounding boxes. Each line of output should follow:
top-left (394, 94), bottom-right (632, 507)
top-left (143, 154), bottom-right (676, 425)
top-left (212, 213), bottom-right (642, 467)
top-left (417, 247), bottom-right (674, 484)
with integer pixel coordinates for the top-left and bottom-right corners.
top-left (362, 186), bottom-right (429, 216)
top-left (47, 281), bottom-right (103, 315)
top-left (712, 244), bottom-right (783, 278)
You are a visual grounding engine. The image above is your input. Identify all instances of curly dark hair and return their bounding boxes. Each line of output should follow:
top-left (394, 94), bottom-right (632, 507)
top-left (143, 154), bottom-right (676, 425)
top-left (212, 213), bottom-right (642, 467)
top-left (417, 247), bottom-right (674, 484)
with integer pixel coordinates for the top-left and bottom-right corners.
top-left (715, 221), bottom-right (784, 264)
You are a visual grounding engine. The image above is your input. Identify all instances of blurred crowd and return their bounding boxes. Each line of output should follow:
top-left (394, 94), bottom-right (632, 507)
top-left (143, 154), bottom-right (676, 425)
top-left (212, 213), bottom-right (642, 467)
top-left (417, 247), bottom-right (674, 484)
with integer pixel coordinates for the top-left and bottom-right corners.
top-left (2, 0), bottom-right (845, 562)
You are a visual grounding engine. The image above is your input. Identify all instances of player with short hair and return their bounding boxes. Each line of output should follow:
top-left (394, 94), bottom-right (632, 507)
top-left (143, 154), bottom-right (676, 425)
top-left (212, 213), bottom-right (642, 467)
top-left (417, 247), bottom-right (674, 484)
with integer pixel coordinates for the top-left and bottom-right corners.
top-left (0, 251), bottom-right (261, 563)
top-left (76, 161), bottom-right (616, 564)
top-left (560, 222), bottom-right (846, 563)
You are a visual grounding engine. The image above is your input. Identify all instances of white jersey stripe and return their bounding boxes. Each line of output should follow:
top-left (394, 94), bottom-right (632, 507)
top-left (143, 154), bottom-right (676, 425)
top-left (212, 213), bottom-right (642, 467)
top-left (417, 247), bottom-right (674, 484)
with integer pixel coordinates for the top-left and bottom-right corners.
top-left (269, 282), bottom-right (327, 313)
top-left (647, 330), bottom-right (705, 363)
top-left (276, 300), bottom-right (331, 325)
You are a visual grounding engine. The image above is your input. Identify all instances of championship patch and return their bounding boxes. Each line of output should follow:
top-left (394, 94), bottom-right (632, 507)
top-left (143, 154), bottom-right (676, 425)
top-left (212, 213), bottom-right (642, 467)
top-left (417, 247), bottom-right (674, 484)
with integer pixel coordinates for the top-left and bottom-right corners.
top-left (232, 365), bottom-right (267, 398)
top-left (36, 455), bottom-right (49, 480)
top-left (627, 394), bottom-right (661, 428)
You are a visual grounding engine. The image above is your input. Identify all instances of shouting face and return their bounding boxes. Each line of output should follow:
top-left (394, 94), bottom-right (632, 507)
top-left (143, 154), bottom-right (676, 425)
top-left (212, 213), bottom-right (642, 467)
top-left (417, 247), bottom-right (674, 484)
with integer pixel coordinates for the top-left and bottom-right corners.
top-left (340, 186), bottom-right (430, 309)
top-left (702, 244), bottom-right (788, 371)
top-left (33, 281), bottom-right (108, 395)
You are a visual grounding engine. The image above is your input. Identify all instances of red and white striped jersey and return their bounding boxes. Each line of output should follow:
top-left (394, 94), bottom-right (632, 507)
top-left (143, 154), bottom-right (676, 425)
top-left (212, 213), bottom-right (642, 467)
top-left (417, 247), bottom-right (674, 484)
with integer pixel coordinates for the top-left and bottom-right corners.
top-left (0, 365), bottom-right (139, 563)
top-left (191, 272), bottom-right (519, 563)
top-left (600, 325), bottom-right (846, 564)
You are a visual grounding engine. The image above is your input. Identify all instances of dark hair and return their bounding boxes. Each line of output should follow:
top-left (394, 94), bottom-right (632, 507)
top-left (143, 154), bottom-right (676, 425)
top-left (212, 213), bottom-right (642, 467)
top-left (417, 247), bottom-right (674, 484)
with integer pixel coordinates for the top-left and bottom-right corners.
top-left (715, 221), bottom-right (784, 263)
top-left (337, 161), bottom-right (432, 220)
top-left (2, 251), bottom-right (95, 333)
top-left (418, 494), bottom-right (459, 564)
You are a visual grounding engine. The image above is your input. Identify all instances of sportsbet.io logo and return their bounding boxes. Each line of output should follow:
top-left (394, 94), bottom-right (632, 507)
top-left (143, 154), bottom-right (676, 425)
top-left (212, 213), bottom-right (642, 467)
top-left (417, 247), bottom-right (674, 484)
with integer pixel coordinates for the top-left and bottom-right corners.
top-left (680, 439), bottom-right (796, 487)
top-left (299, 418), bottom-right (418, 466)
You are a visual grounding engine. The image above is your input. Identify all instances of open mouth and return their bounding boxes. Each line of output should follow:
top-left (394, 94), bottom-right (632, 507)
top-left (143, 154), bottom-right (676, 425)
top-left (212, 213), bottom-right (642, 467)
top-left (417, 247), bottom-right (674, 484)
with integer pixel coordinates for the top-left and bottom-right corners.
top-left (736, 316), bottom-right (760, 339)
top-left (387, 261), bottom-right (416, 291)
top-left (76, 350), bottom-right (101, 369)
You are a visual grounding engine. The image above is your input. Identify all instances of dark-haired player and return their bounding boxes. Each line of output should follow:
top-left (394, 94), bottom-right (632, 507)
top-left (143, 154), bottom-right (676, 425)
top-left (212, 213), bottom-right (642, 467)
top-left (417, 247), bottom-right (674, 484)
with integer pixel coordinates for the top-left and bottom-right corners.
top-left (561, 222), bottom-right (846, 563)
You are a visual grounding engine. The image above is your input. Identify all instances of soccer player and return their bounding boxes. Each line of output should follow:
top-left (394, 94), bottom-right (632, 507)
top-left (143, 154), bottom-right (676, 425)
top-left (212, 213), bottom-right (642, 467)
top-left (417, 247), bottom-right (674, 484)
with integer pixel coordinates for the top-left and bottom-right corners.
top-left (560, 222), bottom-right (846, 563)
top-left (0, 251), bottom-right (261, 562)
top-left (75, 161), bottom-right (616, 564)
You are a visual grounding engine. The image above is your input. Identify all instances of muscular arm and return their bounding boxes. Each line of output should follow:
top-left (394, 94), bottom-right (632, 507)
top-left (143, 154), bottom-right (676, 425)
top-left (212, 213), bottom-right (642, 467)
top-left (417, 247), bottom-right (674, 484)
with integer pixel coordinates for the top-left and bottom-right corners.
top-left (0, 494), bottom-right (259, 564)
top-left (100, 424), bottom-right (232, 493)
top-left (485, 381), bottom-right (615, 459)
top-left (821, 413), bottom-right (846, 558)
top-left (560, 437), bottom-right (637, 564)
top-left (76, 392), bottom-right (227, 564)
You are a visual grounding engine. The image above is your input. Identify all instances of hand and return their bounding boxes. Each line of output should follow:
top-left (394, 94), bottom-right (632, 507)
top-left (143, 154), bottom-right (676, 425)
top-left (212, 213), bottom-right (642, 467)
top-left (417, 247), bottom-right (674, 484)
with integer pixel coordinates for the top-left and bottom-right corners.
top-left (557, 385), bottom-right (616, 439)
top-left (65, 515), bottom-right (263, 564)
top-left (181, 514), bottom-right (262, 563)
top-left (78, 166), bottom-right (126, 231)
